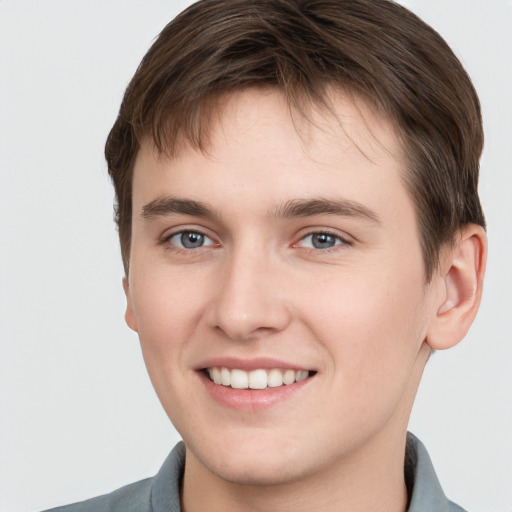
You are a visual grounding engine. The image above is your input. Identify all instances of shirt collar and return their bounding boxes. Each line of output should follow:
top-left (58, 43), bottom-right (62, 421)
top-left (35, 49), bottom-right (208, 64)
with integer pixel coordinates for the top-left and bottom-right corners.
top-left (406, 432), bottom-right (464, 512)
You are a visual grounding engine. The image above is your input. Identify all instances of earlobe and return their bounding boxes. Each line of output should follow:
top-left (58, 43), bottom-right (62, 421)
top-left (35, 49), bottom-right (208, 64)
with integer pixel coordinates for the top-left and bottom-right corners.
top-left (426, 225), bottom-right (487, 350)
top-left (123, 276), bottom-right (139, 332)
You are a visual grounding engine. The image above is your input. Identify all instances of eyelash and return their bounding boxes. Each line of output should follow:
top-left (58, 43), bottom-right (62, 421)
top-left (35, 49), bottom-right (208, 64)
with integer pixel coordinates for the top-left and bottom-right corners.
top-left (161, 229), bottom-right (216, 252)
top-left (294, 231), bottom-right (352, 253)
top-left (161, 228), bottom-right (351, 255)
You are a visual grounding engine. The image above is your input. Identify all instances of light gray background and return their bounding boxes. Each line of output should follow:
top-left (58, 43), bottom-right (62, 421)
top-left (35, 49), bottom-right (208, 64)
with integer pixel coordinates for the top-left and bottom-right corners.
top-left (0, 1), bottom-right (511, 511)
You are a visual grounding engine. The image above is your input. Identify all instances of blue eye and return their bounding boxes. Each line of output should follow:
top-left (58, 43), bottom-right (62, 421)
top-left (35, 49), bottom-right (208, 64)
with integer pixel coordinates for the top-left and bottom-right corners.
top-left (169, 231), bottom-right (215, 249)
top-left (300, 232), bottom-right (343, 249)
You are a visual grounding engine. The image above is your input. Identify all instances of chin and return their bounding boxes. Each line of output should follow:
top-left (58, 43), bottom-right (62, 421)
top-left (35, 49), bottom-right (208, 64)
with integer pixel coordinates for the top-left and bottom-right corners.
top-left (208, 453), bottom-right (311, 486)
top-left (184, 430), bottom-right (327, 487)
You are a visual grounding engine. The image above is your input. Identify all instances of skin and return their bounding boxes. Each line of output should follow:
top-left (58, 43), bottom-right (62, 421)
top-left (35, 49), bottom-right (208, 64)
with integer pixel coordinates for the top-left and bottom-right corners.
top-left (124, 88), bottom-right (486, 512)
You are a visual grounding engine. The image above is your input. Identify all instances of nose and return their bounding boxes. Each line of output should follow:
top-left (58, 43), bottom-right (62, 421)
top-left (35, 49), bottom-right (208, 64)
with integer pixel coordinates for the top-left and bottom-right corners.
top-left (206, 248), bottom-right (292, 342)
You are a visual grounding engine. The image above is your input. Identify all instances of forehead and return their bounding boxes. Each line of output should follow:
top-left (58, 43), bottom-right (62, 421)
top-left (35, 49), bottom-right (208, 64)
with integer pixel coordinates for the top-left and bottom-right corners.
top-left (132, 88), bottom-right (408, 209)
top-left (195, 88), bottom-right (403, 167)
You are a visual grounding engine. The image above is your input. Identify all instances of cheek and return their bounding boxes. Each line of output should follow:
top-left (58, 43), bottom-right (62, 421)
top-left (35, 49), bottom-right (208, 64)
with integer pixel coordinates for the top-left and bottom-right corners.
top-left (129, 269), bottom-right (205, 361)
top-left (128, 271), bottom-right (204, 413)
top-left (300, 261), bottom-right (429, 381)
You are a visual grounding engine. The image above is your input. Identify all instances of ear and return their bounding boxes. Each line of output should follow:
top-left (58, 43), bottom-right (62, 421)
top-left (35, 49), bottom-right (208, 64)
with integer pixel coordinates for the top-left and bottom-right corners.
top-left (123, 276), bottom-right (139, 332)
top-left (426, 224), bottom-right (487, 350)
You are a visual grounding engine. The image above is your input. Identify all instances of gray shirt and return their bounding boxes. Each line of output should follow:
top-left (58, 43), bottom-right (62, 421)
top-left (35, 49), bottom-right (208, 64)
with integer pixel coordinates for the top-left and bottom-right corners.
top-left (44, 433), bottom-right (466, 512)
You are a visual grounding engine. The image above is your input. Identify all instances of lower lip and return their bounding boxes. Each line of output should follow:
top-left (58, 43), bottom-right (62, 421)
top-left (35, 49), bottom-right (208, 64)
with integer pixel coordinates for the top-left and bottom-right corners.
top-left (198, 371), bottom-right (313, 412)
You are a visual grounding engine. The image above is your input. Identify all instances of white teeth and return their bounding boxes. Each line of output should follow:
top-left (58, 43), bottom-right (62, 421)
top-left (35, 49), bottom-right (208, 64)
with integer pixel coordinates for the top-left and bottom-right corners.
top-left (231, 369), bottom-right (248, 389)
top-left (296, 370), bottom-right (309, 382)
top-left (221, 367), bottom-right (231, 386)
top-left (248, 369), bottom-right (268, 389)
top-left (267, 368), bottom-right (283, 388)
top-left (206, 367), bottom-right (311, 389)
top-left (211, 367), bottom-right (222, 384)
top-left (282, 369), bottom-right (296, 385)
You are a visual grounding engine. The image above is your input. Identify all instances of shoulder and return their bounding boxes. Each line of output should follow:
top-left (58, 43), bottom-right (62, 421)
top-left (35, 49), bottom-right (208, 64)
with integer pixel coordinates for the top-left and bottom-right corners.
top-left (447, 501), bottom-right (468, 512)
top-left (42, 477), bottom-right (153, 512)
top-left (41, 442), bottom-right (186, 512)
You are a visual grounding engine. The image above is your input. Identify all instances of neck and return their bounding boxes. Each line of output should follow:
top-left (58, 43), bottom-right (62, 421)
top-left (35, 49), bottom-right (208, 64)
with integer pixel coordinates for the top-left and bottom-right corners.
top-left (181, 428), bottom-right (409, 512)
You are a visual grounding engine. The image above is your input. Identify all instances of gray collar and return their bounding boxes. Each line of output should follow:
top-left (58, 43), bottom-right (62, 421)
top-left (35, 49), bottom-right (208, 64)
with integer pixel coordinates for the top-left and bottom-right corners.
top-left (405, 433), bottom-right (466, 512)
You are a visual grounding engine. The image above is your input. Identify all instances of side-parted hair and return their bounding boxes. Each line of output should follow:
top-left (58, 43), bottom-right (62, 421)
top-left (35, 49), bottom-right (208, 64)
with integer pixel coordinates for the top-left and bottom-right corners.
top-left (105, 0), bottom-right (485, 279)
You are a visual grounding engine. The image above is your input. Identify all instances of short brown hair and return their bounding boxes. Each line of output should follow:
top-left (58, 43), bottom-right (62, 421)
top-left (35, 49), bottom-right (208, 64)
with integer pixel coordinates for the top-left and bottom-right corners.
top-left (105, 0), bottom-right (485, 279)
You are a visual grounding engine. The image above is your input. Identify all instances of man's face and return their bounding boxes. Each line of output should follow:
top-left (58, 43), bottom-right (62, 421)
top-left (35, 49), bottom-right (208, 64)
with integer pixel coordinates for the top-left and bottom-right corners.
top-left (125, 89), bottom-right (439, 485)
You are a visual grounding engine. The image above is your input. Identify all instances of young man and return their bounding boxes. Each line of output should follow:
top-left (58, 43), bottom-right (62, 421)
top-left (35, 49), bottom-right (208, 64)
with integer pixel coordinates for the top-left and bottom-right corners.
top-left (46, 0), bottom-right (486, 510)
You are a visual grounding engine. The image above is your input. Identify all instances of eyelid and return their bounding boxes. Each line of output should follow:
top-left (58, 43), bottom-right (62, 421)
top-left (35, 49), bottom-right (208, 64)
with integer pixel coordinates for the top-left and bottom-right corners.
top-left (293, 228), bottom-right (352, 247)
top-left (173, 231), bottom-right (215, 248)
top-left (160, 226), bottom-right (219, 249)
top-left (292, 227), bottom-right (354, 254)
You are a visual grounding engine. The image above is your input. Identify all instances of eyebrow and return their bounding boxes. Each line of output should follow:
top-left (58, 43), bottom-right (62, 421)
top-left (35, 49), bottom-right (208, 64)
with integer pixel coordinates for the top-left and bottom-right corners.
top-left (141, 197), bottom-right (219, 220)
top-left (141, 195), bottom-right (380, 224)
top-left (274, 198), bottom-right (381, 223)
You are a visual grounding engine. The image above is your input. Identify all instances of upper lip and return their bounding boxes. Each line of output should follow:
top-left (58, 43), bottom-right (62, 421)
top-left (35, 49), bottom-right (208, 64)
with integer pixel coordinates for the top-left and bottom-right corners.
top-left (196, 356), bottom-right (313, 372)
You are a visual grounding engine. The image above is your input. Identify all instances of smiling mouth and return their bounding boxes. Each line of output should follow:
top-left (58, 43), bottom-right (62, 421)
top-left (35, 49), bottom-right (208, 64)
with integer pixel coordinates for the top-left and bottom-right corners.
top-left (205, 367), bottom-right (315, 390)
